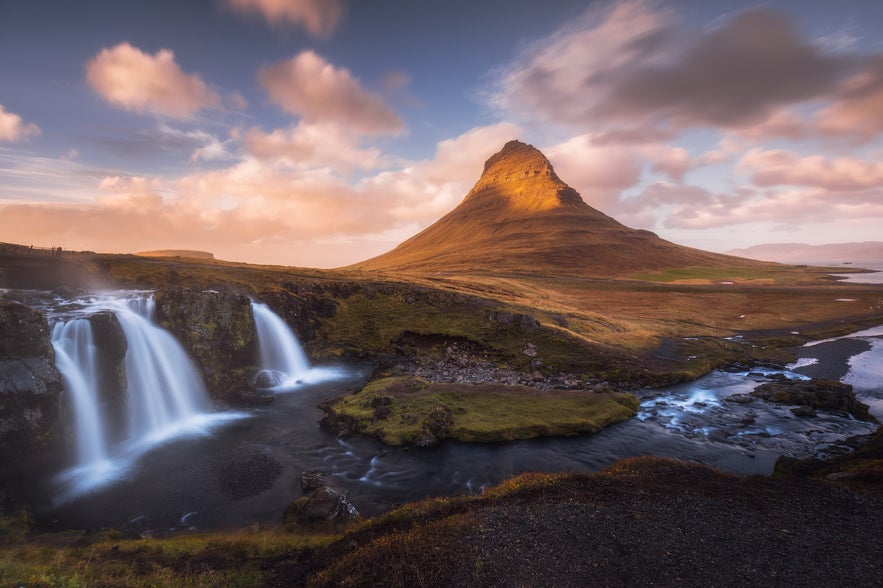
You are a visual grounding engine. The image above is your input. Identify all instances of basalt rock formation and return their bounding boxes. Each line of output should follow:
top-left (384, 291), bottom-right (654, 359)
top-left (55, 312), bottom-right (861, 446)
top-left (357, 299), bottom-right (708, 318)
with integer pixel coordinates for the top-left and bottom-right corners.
top-left (153, 289), bottom-right (260, 405)
top-left (0, 301), bottom-right (63, 456)
top-left (350, 140), bottom-right (765, 277)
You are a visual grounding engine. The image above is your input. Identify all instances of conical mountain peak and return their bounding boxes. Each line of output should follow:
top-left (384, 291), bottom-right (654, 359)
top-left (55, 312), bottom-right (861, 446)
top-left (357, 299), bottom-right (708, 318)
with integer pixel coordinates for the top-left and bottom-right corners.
top-left (463, 140), bottom-right (584, 213)
top-left (348, 140), bottom-right (757, 277)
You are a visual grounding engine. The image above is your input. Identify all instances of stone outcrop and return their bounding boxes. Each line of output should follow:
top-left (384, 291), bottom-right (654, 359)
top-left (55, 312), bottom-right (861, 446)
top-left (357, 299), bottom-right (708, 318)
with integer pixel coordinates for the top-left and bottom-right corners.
top-left (86, 311), bottom-right (128, 441)
top-left (0, 301), bottom-right (63, 455)
top-left (751, 378), bottom-right (876, 422)
top-left (153, 289), bottom-right (260, 405)
top-left (283, 485), bottom-right (360, 526)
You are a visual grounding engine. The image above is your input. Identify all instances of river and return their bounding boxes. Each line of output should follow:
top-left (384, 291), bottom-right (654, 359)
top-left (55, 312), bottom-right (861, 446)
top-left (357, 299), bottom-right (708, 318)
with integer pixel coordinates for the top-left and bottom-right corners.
top-left (20, 293), bottom-right (883, 534)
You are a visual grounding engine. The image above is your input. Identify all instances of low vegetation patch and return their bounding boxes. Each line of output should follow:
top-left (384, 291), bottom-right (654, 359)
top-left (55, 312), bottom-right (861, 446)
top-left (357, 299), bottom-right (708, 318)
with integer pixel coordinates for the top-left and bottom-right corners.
top-left (321, 376), bottom-right (639, 446)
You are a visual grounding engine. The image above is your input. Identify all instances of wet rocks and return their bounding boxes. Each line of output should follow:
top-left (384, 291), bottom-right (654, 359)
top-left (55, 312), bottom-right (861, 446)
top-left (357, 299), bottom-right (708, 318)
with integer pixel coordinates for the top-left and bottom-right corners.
top-left (300, 470), bottom-right (327, 493)
top-left (284, 486), bottom-right (360, 526)
top-left (154, 289), bottom-right (259, 405)
top-left (751, 379), bottom-right (876, 422)
top-left (0, 301), bottom-right (63, 455)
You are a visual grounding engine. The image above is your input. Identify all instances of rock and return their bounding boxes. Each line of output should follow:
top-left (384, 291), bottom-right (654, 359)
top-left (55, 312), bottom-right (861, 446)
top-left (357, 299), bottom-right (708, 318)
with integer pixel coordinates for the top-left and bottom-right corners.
top-left (790, 406), bottom-right (817, 418)
top-left (0, 301), bottom-right (63, 456)
top-left (283, 486), bottom-right (360, 526)
top-left (751, 379), bottom-right (876, 422)
top-left (725, 394), bottom-right (754, 404)
top-left (86, 311), bottom-right (128, 441)
top-left (413, 405), bottom-right (453, 447)
top-left (154, 289), bottom-right (258, 405)
top-left (301, 470), bottom-right (327, 493)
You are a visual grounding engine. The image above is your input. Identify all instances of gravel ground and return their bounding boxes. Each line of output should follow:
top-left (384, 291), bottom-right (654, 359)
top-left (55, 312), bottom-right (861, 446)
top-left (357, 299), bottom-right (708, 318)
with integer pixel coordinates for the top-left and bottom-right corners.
top-left (452, 467), bottom-right (883, 587)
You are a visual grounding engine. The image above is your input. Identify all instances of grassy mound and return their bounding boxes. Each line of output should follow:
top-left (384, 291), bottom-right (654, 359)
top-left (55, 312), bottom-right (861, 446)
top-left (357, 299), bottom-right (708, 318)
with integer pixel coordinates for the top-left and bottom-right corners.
top-left (321, 376), bottom-right (639, 446)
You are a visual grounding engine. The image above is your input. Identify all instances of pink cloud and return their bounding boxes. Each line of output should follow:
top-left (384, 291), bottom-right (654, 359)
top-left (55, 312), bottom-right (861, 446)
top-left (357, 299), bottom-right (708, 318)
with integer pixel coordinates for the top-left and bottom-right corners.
top-left (544, 134), bottom-right (642, 210)
top-left (242, 121), bottom-right (387, 173)
top-left (0, 104), bottom-right (40, 142)
top-left (817, 56), bottom-right (883, 141)
top-left (225, 0), bottom-right (343, 37)
top-left (258, 51), bottom-right (404, 135)
top-left (87, 43), bottom-right (219, 118)
top-left (738, 148), bottom-right (883, 191)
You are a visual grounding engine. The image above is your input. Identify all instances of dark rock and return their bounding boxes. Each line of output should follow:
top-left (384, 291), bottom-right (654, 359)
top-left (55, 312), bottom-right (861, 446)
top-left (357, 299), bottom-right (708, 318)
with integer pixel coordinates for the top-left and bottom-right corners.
top-left (154, 289), bottom-right (258, 405)
top-left (373, 405), bottom-right (392, 420)
top-left (283, 486), bottom-right (360, 526)
top-left (791, 406), bottom-right (817, 418)
top-left (413, 405), bottom-right (453, 447)
top-left (725, 394), bottom-right (754, 404)
top-left (751, 379), bottom-right (876, 422)
top-left (300, 470), bottom-right (328, 495)
top-left (86, 311), bottom-right (128, 441)
top-left (300, 470), bottom-right (327, 493)
top-left (0, 301), bottom-right (63, 456)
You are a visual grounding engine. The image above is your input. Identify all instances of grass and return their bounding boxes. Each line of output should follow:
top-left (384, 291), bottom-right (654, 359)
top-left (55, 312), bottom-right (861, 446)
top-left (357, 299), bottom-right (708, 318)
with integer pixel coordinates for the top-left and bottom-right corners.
top-left (11, 249), bottom-right (881, 385)
top-left (0, 527), bottom-right (342, 587)
top-left (323, 376), bottom-right (639, 446)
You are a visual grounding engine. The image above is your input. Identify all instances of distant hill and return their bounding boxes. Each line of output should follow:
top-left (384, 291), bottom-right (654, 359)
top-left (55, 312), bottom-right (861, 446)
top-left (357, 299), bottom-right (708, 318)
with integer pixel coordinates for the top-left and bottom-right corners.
top-left (726, 242), bottom-right (883, 264)
top-left (348, 140), bottom-right (766, 277)
top-left (135, 250), bottom-right (215, 259)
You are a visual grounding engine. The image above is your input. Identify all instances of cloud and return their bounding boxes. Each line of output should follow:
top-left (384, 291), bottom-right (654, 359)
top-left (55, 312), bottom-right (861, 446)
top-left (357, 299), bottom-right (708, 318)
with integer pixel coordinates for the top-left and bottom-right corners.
top-left (543, 134), bottom-right (642, 210)
top-left (816, 56), bottom-right (883, 141)
top-left (0, 105), bottom-right (40, 142)
top-left (225, 0), bottom-right (343, 36)
top-left (0, 123), bottom-right (524, 267)
top-left (242, 121), bottom-right (387, 173)
top-left (737, 148), bottom-right (883, 191)
top-left (493, 1), bottom-right (851, 137)
top-left (87, 43), bottom-right (220, 118)
top-left (258, 51), bottom-right (404, 135)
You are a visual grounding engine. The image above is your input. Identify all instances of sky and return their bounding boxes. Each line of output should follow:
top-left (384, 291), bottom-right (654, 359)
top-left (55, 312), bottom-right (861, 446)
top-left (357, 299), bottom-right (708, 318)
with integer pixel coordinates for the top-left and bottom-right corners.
top-left (1, 0), bottom-right (883, 268)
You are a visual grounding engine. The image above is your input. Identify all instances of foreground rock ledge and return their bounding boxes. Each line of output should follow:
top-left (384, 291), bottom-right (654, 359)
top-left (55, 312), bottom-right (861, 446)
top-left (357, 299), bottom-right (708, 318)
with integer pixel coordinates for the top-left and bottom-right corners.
top-left (319, 376), bottom-right (639, 447)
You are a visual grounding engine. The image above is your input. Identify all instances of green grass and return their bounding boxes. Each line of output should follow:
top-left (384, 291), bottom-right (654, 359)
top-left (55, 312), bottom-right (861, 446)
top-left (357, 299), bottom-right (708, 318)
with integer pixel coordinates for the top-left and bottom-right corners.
top-left (324, 376), bottom-right (639, 446)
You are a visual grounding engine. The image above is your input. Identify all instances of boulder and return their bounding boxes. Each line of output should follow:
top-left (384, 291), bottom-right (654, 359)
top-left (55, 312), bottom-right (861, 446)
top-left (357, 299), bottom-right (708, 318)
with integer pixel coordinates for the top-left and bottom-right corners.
top-left (751, 379), bottom-right (876, 422)
top-left (283, 486), bottom-right (360, 526)
top-left (413, 405), bottom-right (453, 447)
top-left (153, 289), bottom-right (259, 405)
top-left (300, 470), bottom-right (327, 493)
top-left (0, 301), bottom-right (63, 456)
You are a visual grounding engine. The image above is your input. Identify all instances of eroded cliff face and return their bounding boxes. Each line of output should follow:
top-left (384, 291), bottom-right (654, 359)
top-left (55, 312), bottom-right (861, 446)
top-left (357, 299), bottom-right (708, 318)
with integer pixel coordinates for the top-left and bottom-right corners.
top-left (0, 301), bottom-right (63, 456)
top-left (153, 289), bottom-right (260, 405)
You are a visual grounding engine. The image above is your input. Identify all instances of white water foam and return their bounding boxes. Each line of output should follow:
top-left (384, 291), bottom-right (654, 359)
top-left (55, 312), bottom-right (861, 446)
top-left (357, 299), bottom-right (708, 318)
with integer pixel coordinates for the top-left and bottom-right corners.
top-left (251, 301), bottom-right (346, 389)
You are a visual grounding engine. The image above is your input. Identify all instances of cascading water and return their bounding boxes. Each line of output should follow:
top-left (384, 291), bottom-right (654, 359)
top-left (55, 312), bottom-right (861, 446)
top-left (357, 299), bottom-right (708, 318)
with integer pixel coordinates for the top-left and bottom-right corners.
top-left (50, 293), bottom-right (245, 499)
top-left (251, 302), bottom-right (312, 388)
top-left (112, 299), bottom-right (211, 446)
top-left (51, 319), bottom-right (109, 469)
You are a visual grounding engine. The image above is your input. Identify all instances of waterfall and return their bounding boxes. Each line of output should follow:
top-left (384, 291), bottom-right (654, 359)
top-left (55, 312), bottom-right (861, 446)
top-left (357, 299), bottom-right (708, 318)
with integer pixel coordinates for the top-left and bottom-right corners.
top-left (51, 319), bottom-right (109, 468)
top-left (251, 302), bottom-right (311, 388)
top-left (112, 300), bottom-right (211, 446)
top-left (50, 293), bottom-right (244, 498)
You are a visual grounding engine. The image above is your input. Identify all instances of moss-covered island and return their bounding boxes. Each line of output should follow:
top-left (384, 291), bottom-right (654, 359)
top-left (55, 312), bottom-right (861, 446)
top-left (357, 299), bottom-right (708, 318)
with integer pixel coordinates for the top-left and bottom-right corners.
top-left (320, 376), bottom-right (640, 446)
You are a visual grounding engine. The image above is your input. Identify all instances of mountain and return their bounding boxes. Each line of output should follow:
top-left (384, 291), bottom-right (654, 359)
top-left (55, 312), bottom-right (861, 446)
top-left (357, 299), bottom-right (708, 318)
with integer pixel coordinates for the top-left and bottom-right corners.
top-left (349, 140), bottom-right (762, 277)
top-left (727, 242), bottom-right (883, 264)
top-left (135, 250), bottom-right (215, 259)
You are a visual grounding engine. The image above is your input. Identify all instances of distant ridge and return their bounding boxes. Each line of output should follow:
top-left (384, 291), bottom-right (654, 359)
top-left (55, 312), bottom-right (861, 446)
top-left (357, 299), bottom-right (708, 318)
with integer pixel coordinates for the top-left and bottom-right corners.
top-left (135, 250), bottom-right (215, 259)
top-left (348, 140), bottom-right (765, 277)
top-left (727, 242), bottom-right (883, 264)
